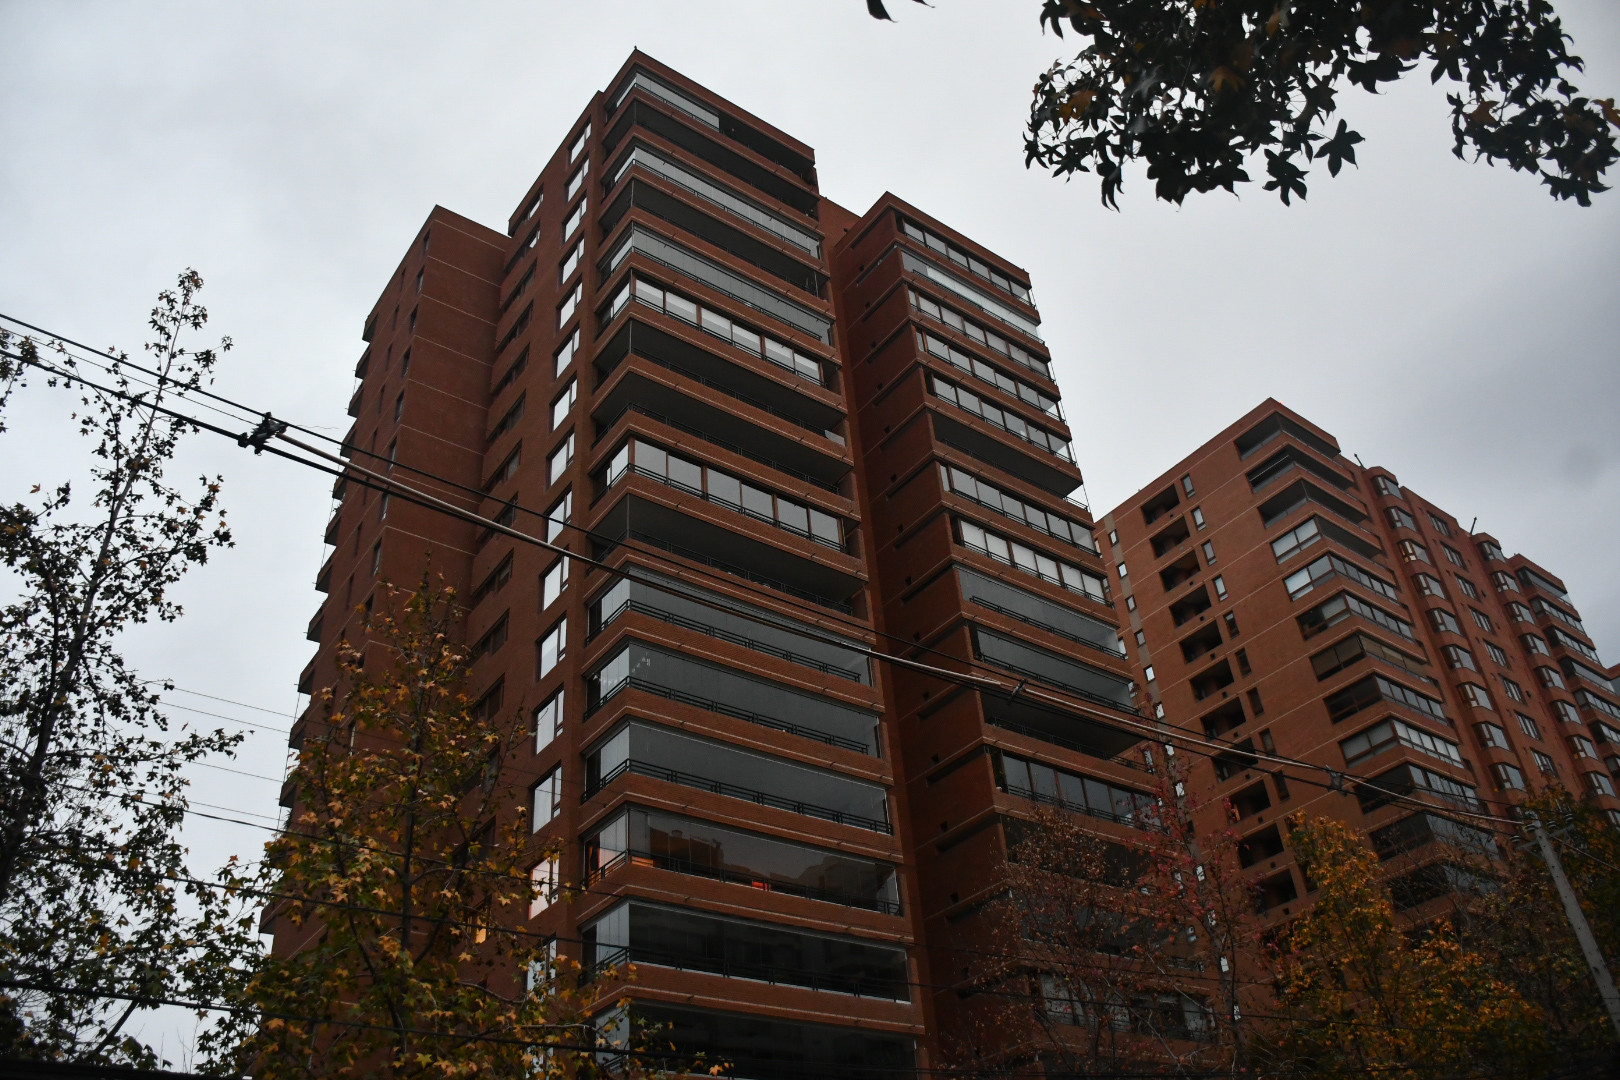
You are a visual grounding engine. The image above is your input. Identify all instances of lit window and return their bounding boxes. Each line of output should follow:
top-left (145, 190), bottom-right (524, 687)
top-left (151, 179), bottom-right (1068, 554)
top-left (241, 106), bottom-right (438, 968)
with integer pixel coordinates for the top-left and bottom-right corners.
top-left (569, 123), bottom-right (590, 163)
top-left (551, 378), bottom-right (577, 430)
top-left (1461, 682), bottom-right (1493, 709)
top-left (1213, 575), bottom-right (1228, 600)
top-left (537, 617), bottom-right (567, 679)
top-left (1517, 713), bottom-right (1542, 740)
top-left (1500, 676), bottom-right (1525, 702)
top-left (566, 158), bottom-right (589, 200)
top-left (560, 241), bottom-right (583, 283)
top-left (529, 855), bottom-right (559, 917)
top-left (534, 688), bottom-right (564, 753)
top-left (541, 558), bottom-right (569, 609)
top-left (558, 281), bottom-right (583, 325)
top-left (548, 433), bottom-right (575, 486)
top-left (1475, 722), bottom-right (1510, 749)
top-left (532, 766), bottom-right (561, 829)
top-left (554, 328), bottom-right (581, 375)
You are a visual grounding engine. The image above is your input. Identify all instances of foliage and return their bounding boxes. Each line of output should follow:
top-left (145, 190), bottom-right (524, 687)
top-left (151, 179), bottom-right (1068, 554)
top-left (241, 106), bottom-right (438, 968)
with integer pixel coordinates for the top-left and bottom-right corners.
top-left (876, 0), bottom-right (1618, 206)
top-left (0, 273), bottom-right (257, 1067)
top-left (1275, 814), bottom-right (1545, 1076)
top-left (950, 756), bottom-right (1271, 1075)
top-left (1455, 787), bottom-right (1620, 1055)
top-left (234, 581), bottom-right (676, 1079)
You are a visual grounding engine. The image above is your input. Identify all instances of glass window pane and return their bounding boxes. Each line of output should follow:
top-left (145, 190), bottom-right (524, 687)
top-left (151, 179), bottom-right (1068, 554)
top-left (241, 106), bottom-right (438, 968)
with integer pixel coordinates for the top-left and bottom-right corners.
top-left (664, 292), bottom-right (697, 324)
top-left (707, 470), bottom-right (740, 507)
top-left (668, 455), bottom-right (702, 493)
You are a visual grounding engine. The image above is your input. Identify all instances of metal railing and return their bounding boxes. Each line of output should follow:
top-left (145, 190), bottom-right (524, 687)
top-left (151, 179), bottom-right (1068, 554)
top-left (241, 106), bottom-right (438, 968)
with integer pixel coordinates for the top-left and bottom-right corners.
top-left (584, 758), bottom-right (892, 834)
top-left (984, 716), bottom-right (1152, 775)
top-left (1003, 782), bottom-right (1154, 830)
top-left (976, 655), bottom-right (1143, 717)
top-left (600, 462), bottom-right (848, 553)
top-left (587, 675), bottom-right (870, 754)
top-left (586, 848), bottom-right (902, 915)
top-left (968, 597), bottom-right (1123, 659)
top-left (588, 598), bottom-right (864, 682)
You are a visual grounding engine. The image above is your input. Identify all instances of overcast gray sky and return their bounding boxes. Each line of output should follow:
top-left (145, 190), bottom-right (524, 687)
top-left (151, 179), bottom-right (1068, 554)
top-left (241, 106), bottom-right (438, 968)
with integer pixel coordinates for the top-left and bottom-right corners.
top-left (3, 0), bottom-right (1619, 1058)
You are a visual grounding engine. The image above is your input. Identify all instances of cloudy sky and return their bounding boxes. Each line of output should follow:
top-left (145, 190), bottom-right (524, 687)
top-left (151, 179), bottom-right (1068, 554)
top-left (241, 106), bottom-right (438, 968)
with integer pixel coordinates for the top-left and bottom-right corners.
top-left (2, 0), bottom-right (1618, 1056)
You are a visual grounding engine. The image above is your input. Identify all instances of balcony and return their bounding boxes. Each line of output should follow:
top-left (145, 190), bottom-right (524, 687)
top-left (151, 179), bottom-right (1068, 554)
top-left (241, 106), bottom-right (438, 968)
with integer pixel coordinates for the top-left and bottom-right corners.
top-left (969, 625), bottom-right (1136, 713)
top-left (979, 688), bottom-right (1145, 765)
top-left (956, 566), bottom-right (1123, 657)
top-left (933, 413), bottom-right (1078, 498)
top-left (1235, 411), bottom-right (1341, 461)
top-left (583, 720), bottom-right (891, 834)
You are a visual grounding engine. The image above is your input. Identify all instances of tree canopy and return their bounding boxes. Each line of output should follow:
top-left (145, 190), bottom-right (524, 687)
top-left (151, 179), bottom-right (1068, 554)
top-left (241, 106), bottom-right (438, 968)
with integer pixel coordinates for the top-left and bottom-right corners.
top-left (871, 0), bottom-right (1618, 206)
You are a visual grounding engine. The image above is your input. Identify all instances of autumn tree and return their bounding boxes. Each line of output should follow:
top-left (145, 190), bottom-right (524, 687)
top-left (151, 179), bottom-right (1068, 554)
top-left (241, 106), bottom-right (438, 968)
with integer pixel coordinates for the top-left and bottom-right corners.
top-left (950, 754), bottom-right (1273, 1076)
top-left (1275, 813), bottom-right (1545, 1076)
top-left (871, 0), bottom-right (1617, 206)
top-left (233, 580), bottom-right (678, 1079)
top-left (0, 275), bottom-right (257, 1066)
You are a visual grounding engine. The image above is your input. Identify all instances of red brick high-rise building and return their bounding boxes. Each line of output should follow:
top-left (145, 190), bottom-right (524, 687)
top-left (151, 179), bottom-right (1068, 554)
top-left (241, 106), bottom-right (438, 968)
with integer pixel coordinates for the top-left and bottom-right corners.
top-left (271, 53), bottom-right (1616, 1078)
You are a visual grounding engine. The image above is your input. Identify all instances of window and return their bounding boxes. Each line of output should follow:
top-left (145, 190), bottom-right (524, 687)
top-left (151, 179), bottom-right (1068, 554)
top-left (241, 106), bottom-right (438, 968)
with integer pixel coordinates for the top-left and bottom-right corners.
top-left (1500, 676), bottom-right (1525, 702)
top-left (1471, 608), bottom-right (1496, 633)
top-left (1506, 601), bottom-right (1533, 623)
top-left (1144, 665), bottom-right (1157, 683)
top-left (532, 767), bottom-right (561, 829)
top-left (560, 241), bottom-right (583, 282)
top-left (1341, 717), bottom-right (1463, 768)
top-left (1373, 475), bottom-right (1400, 496)
top-left (1398, 540), bottom-right (1431, 564)
top-left (1117, 562), bottom-right (1128, 579)
top-left (619, 276), bottom-right (829, 384)
top-left (393, 392), bottom-right (404, 422)
top-left (1569, 734), bottom-right (1597, 759)
top-left (1536, 666), bottom-right (1565, 690)
top-left (1517, 713), bottom-right (1542, 740)
top-left (1248, 688), bottom-right (1265, 716)
top-left (566, 159), bottom-right (589, 200)
top-left (548, 433), bottom-right (574, 486)
top-left (1461, 682), bottom-right (1493, 709)
top-left (1201, 541), bottom-right (1217, 564)
top-left (490, 394), bottom-right (525, 443)
top-left (408, 307), bottom-right (417, 333)
top-left (554, 328), bottom-right (581, 375)
top-left (1553, 699), bottom-right (1581, 724)
top-left (937, 466), bottom-right (1096, 551)
top-left (1585, 772), bottom-right (1617, 798)
top-left (371, 541), bottom-right (382, 576)
top-left (569, 122), bottom-right (590, 163)
top-left (954, 519), bottom-right (1109, 602)
top-left (415, 267), bottom-right (424, 293)
top-left (545, 489), bottom-right (572, 543)
top-left (1429, 608), bottom-right (1462, 635)
top-left (537, 618), bottom-right (567, 679)
top-left (1531, 750), bottom-right (1558, 777)
top-left (379, 493), bottom-right (389, 520)
top-left (1236, 649), bottom-right (1252, 676)
top-left (1521, 633), bottom-right (1550, 656)
top-left (1284, 550), bottom-right (1401, 603)
top-left (541, 558), bottom-right (569, 609)
top-left (1475, 722), bottom-right (1510, 750)
top-left (1181, 474), bottom-right (1196, 496)
top-left (1429, 514), bottom-right (1453, 537)
top-left (1387, 506), bottom-right (1417, 530)
top-left (563, 199), bottom-right (586, 239)
top-left (1108, 530), bottom-right (1119, 546)
top-left (1442, 544), bottom-right (1465, 567)
top-left (400, 349), bottom-right (411, 376)
top-left (1454, 576), bottom-right (1478, 599)
top-left (474, 613), bottom-right (509, 659)
top-left (534, 689), bottom-right (564, 753)
top-left (1492, 762), bottom-right (1527, 791)
top-left (1492, 571), bottom-right (1519, 593)
top-left (1213, 575), bottom-right (1228, 601)
top-left (529, 855), bottom-right (559, 917)
top-left (1442, 645), bottom-right (1477, 671)
top-left (551, 378), bottom-right (577, 430)
top-left (1485, 642), bottom-right (1510, 667)
top-left (1192, 507), bottom-right (1206, 530)
top-left (1479, 539), bottom-right (1506, 561)
top-left (558, 281), bottom-right (583, 325)
top-left (487, 446), bottom-right (520, 490)
top-left (1126, 596), bottom-right (1137, 612)
top-left (1134, 630), bottom-right (1146, 646)
top-left (1224, 612), bottom-right (1240, 638)
top-left (1414, 573), bottom-right (1446, 598)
